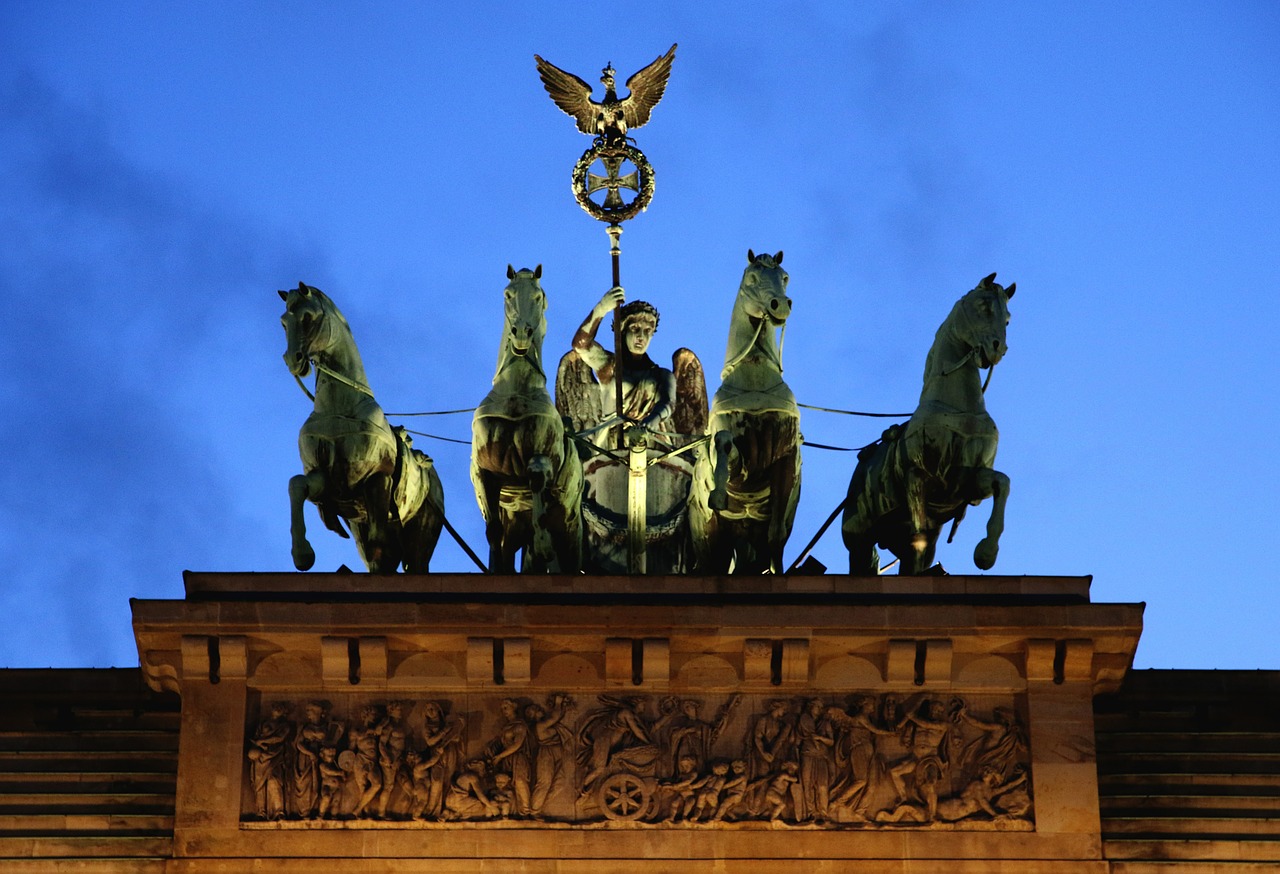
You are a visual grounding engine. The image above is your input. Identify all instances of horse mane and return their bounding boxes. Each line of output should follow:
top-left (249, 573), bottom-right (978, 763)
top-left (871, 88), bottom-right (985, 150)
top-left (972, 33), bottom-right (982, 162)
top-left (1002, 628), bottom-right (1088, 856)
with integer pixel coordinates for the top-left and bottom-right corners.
top-left (921, 295), bottom-right (970, 382)
top-left (295, 284), bottom-right (346, 324)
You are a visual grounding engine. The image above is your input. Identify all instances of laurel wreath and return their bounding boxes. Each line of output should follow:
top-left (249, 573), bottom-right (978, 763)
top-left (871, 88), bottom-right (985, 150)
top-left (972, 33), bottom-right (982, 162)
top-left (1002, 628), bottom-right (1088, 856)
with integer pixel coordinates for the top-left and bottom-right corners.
top-left (571, 142), bottom-right (655, 223)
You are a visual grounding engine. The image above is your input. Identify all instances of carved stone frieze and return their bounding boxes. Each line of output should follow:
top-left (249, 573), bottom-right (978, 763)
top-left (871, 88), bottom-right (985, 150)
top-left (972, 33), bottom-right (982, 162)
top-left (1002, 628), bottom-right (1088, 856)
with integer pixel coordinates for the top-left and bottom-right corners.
top-left (243, 691), bottom-right (1032, 828)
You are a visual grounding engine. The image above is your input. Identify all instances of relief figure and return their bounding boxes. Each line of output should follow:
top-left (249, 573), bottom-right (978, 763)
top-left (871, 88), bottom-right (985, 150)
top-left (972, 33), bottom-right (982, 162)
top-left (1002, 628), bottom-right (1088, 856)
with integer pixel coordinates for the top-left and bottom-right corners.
top-left (485, 697), bottom-right (534, 816)
top-left (347, 704), bottom-right (384, 817)
top-left (528, 694), bottom-right (576, 817)
top-left (795, 698), bottom-right (835, 822)
top-left (247, 701), bottom-right (292, 820)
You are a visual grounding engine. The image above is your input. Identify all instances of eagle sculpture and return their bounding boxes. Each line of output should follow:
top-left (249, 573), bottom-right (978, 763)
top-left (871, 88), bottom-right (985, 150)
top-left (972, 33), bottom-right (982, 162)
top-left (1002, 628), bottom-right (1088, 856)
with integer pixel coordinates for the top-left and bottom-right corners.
top-left (534, 44), bottom-right (677, 147)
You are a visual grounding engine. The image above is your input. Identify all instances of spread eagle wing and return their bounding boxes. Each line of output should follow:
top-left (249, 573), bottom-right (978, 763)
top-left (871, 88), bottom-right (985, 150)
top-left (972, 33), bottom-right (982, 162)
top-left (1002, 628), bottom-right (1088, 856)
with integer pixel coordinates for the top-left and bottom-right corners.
top-left (621, 43), bottom-right (677, 131)
top-left (671, 346), bottom-right (707, 438)
top-left (555, 350), bottom-right (604, 434)
top-left (534, 54), bottom-right (598, 135)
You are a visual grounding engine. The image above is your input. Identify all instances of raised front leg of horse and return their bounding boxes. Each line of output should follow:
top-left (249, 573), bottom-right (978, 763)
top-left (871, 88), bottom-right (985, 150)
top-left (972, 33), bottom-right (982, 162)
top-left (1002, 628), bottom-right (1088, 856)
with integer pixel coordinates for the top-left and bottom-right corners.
top-left (969, 467), bottom-right (1010, 570)
top-left (288, 469), bottom-right (328, 571)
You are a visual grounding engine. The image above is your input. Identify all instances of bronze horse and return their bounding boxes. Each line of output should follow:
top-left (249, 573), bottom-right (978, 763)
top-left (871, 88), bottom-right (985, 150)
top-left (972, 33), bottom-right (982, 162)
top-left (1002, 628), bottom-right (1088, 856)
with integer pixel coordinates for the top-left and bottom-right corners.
top-left (471, 266), bottom-right (583, 573)
top-left (842, 273), bottom-right (1015, 575)
top-left (280, 282), bottom-right (444, 573)
top-left (689, 251), bottom-right (801, 574)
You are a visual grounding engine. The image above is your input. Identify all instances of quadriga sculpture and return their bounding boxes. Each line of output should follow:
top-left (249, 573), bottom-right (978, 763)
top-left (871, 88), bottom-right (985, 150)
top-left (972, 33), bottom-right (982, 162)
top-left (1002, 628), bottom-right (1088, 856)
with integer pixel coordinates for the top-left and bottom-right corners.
top-left (842, 273), bottom-right (1015, 575)
top-left (471, 266), bottom-right (583, 573)
top-left (689, 250), bottom-right (801, 573)
top-left (279, 282), bottom-right (444, 573)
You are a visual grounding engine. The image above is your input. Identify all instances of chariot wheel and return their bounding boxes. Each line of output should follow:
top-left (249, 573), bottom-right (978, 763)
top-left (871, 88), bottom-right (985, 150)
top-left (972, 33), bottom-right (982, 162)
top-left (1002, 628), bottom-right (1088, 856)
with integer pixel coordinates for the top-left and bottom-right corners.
top-left (596, 771), bottom-right (652, 821)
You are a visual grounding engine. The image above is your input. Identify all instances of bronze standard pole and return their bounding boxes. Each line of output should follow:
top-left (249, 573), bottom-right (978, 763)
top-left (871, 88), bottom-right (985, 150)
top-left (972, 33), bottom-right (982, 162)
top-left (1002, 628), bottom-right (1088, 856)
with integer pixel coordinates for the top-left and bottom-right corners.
top-left (607, 222), bottom-right (624, 450)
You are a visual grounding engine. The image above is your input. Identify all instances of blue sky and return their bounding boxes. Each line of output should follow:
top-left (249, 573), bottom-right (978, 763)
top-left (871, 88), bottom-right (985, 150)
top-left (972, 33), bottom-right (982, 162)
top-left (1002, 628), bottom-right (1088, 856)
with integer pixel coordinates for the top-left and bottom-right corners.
top-left (1, 2), bottom-right (1277, 670)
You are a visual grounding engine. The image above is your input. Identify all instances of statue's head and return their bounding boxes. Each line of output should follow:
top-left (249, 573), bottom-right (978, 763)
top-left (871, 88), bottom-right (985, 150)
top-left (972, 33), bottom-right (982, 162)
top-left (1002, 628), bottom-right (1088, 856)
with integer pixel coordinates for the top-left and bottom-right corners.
top-left (613, 300), bottom-right (659, 356)
top-left (600, 63), bottom-right (616, 91)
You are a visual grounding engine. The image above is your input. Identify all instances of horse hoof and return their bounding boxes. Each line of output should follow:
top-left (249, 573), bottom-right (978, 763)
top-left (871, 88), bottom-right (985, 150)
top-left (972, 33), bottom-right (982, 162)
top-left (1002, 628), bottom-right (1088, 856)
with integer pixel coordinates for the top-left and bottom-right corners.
top-left (974, 539), bottom-right (998, 570)
top-left (292, 543), bottom-right (316, 571)
top-left (709, 488), bottom-right (728, 511)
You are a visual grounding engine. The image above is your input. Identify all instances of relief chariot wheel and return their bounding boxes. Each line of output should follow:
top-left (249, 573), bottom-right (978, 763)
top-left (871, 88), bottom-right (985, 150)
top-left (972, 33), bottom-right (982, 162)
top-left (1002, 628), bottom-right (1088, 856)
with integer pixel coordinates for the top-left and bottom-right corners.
top-left (571, 142), bottom-right (655, 224)
top-left (595, 771), bottom-right (654, 821)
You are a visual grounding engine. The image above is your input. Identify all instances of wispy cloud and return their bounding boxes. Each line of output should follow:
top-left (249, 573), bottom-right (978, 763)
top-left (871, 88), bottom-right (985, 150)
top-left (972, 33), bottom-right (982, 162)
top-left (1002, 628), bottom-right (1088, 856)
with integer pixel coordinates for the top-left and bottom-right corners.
top-left (0, 71), bottom-right (326, 666)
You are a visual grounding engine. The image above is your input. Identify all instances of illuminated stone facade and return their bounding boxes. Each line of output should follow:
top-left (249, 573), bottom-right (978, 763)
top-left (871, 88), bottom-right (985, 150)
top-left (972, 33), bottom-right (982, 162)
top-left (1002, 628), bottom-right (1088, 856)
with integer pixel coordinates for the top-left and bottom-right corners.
top-left (2, 573), bottom-right (1277, 871)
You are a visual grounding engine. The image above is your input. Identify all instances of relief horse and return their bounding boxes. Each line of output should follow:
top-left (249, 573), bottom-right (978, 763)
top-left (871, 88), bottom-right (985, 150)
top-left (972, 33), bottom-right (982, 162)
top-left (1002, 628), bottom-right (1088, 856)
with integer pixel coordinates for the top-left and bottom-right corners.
top-left (842, 273), bottom-right (1015, 575)
top-left (471, 266), bottom-right (583, 573)
top-left (689, 251), bottom-right (801, 574)
top-left (280, 282), bottom-right (444, 573)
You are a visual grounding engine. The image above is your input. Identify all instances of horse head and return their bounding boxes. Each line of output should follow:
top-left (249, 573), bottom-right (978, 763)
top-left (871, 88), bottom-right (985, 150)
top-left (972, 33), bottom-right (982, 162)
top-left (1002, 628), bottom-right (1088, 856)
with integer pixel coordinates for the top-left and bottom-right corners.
top-left (500, 264), bottom-right (547, 375)
top-left (279, 281), bottom-right (343, 378)
top-left (723, 250), bottom-right (791, 380)
top-left (949, 272), bottom-right (1015, 370)
top-left (740, 249), bottom-right (791, 323)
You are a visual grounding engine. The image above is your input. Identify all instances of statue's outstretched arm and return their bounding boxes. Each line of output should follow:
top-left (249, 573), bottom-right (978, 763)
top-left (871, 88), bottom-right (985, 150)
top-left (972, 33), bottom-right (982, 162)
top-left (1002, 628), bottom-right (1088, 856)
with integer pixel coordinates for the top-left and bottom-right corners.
top-left (573, 287), bottom-right (624, 377)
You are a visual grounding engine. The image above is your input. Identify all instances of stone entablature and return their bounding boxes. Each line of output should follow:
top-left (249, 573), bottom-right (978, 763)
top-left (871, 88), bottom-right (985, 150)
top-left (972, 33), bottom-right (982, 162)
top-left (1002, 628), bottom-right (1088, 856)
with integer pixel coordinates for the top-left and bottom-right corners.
top-left (241, 691), bottom-right (1033, 827)
top-left (130, 573), bottom-right (1142, 869)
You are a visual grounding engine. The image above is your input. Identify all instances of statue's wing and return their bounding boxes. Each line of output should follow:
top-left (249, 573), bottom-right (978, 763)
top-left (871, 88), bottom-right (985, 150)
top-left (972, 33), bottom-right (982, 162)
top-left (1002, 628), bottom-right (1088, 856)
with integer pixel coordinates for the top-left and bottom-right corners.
top-left (621, 43), bottom-right (677, 130)
top-left (534, 54), bottom-right (598, 134)
top-left (555, 350), bottom-right (603, 433)
top-left (671, 346), bottom-right (708, 437)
